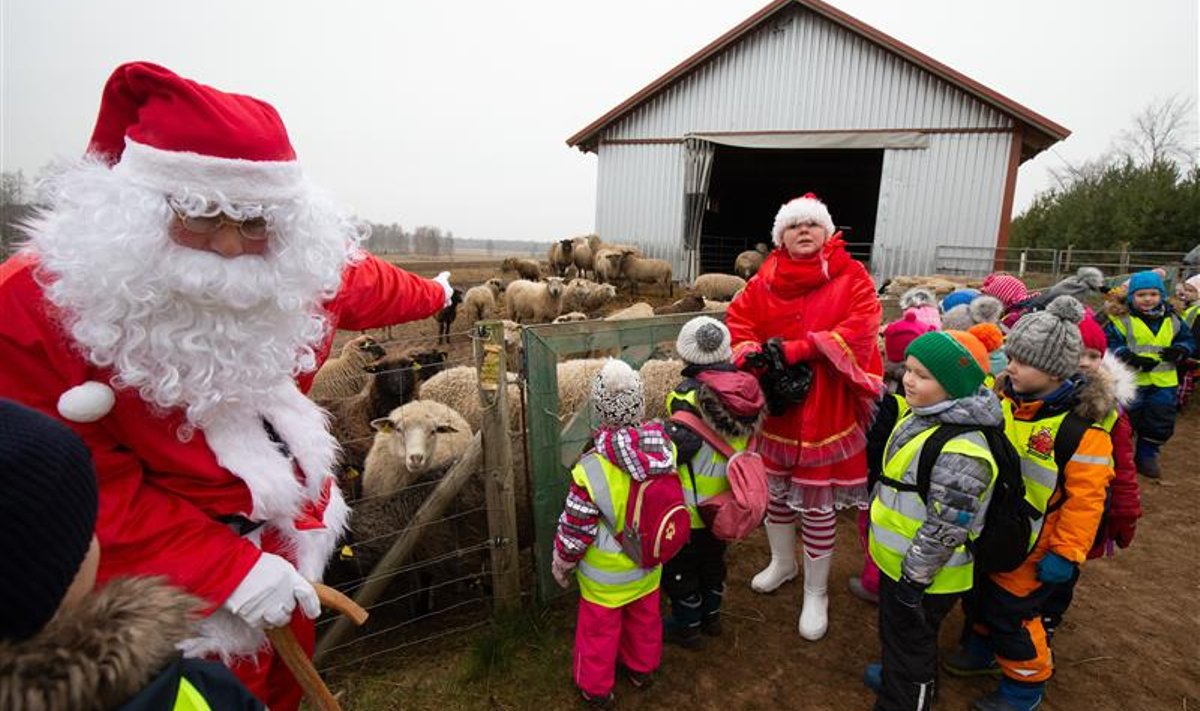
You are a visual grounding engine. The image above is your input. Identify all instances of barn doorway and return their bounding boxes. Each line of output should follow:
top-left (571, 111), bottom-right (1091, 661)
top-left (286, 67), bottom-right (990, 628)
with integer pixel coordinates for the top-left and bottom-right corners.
top-left (698, 146), bottom-right (883, 275)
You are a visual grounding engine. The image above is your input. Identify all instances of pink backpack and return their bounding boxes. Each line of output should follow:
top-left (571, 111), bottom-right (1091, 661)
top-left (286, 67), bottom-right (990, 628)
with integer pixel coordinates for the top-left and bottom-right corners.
top-left (669, 410), bottom-right (769, 541)
top-left (620, 474), bottom-right (692, 568)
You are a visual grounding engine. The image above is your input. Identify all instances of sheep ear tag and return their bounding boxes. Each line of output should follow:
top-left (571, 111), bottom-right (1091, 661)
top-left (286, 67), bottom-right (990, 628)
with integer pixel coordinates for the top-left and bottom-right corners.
top-left (57, 381), bottom-right (116, 423)
top-left (370, 417), bottom-right (394, 433)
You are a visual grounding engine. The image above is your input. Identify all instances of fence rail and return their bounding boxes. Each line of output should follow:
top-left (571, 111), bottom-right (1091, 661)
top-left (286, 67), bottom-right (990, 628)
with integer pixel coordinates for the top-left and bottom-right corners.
top-left (933, 244), bottom-right (1192, 284)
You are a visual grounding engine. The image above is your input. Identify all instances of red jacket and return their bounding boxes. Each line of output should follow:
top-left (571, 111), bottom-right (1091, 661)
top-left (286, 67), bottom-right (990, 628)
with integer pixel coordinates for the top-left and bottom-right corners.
top-left (725, 242), bottom-right (882, 479)
top-left (0, 252), bottom-right (442, 619)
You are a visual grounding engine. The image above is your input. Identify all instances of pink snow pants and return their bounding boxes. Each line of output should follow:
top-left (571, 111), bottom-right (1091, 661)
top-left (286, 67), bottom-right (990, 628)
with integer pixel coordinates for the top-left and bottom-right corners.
top-left (573, 588), bottom-right (662, 697)
top-left (857, 508), bottom-right (880, 595)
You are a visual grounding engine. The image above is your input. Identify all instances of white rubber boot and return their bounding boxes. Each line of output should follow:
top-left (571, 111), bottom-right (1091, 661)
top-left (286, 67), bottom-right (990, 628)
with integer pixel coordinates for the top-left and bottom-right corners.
top-left (750, 521), bottom-right (798, 593)
top-left (798, 553), bottom-right (832, 641)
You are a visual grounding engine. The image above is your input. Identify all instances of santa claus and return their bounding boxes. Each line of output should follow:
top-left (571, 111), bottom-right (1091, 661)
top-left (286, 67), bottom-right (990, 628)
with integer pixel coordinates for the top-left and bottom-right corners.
top-left (0, 62), bottom-right (452, 709)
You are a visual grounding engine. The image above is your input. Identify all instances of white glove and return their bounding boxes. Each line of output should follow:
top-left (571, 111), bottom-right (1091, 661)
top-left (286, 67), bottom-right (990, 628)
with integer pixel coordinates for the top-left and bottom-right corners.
top-left (551, 549), bottom-right (576, 589)
top-left (223, 553), bottom-right (320, 629)
top-left (433, 271), bottom-right (454, 307)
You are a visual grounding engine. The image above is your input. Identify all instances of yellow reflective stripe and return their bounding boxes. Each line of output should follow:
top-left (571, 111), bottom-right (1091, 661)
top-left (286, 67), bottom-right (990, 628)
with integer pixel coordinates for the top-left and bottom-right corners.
top-left (174, 678), bottom-right (212, 711)
top-left (1116, 314), bottom-right (1180, 387)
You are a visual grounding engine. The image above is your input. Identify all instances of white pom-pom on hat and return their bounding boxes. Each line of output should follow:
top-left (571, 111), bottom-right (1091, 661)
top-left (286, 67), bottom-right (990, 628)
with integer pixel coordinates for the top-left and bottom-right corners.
top-left (771, 193), bottom-right (836, 246)
top-left (57, 381), bottom-right (116, 423)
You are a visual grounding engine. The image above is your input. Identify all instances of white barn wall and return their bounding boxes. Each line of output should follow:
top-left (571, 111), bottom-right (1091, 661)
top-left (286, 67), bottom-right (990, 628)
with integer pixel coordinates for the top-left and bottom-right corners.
top-left (873, 132), bottom-right (1013, 278)
top-left (591, 3), bottom-right (1018, 279)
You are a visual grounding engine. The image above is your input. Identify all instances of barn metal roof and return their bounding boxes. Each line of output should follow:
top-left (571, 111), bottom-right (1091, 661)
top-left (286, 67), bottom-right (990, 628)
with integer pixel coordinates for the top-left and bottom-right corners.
top-left (566, 0), bottom-right (1070, 161)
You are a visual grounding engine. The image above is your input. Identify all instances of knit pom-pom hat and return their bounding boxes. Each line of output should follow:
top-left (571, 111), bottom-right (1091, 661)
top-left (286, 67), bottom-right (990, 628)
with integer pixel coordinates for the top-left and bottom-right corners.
top-left (1078, 315), bottom-right (1108, 353)
top-left (940, 288), bottom-right (979, 313)
top-left (591, 359), bottom-right (645, 428)
top-left (981, 273), bottom-right (1029, 308)
top-left (676, 316), bottom-right (732, 365)
top-left (883, 311), bottom-right (935, 363)
top-left (968, 295), bottom-right (1004, 325)
top-left (1005, 296), bottom-right (1085, 379)
top-left (968, 323), bottom-right (1004, 354)
top-left (905, 331), bottom-right (987, 399)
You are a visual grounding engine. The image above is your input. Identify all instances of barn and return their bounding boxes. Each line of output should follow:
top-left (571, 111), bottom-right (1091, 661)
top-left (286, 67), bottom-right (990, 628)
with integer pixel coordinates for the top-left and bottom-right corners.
top-left (567, 0), bottom-right (1070, 281)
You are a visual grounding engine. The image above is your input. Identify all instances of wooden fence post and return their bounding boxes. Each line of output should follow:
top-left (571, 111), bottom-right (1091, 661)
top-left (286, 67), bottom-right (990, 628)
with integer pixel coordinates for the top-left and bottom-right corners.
top-left (313, 434), bottom-right (483, 666)
top-left (474, 321), bottom-right (521, 610)
top-left (1063, 245), bottom-right (1073, 275)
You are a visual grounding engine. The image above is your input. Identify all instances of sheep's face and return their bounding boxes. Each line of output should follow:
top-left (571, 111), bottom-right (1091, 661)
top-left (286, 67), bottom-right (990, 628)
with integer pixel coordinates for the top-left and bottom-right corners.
top-left (558, 239), bottom-right (574, 257)
top-left (546, 277), bottom-right (565, 299)
top-left (355, 337), bottom-right (387, 361)
top-left (598, 284), bottom-right (617, 300)
top-left (370, 413), bottom-right (465, 474)
top-left (603, 253), bottom-right (622, 271)
top-left (487, 278), bottom-right (504, 296)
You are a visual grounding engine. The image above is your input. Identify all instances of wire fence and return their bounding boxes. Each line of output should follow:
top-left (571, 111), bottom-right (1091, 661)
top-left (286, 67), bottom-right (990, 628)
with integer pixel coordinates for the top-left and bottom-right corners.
top-left (933, 244), bottom-right (1193, 286)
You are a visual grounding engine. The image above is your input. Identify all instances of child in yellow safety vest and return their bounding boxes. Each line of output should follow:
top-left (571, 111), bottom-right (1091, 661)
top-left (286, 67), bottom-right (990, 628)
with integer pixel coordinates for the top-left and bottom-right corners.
top-left (551, 359), bottom-right (677, 708)
top-left (946, 297), bottom-right (1115, 711)
top-left (862, 330), bottom-right (1001, 711)
top-left (660, 316), bottom-right (765, 648)
top-left (1103, 270), bottom-right (1195, 478)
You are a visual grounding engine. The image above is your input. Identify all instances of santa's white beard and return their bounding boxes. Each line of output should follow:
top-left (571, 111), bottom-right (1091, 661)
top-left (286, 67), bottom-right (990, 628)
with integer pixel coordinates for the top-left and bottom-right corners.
top-left (26, 157), bottom-right (364, 432)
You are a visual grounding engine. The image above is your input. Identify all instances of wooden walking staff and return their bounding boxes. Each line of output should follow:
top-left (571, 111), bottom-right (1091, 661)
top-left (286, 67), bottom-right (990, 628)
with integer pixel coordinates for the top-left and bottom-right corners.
top-left (265, 583), bottom-right (369, 711)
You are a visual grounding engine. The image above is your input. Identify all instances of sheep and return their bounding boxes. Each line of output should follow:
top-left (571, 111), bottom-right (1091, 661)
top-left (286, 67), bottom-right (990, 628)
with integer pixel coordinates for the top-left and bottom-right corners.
top-left (638, 358), bottom-right (684, 421)
top-left (653, 292), bottom-right (705, 315)
top-left (504, 277), bottom-right (566, 324)
top-left (581, 284), bottom-right (618, 314)
top-left (418, 365), bottom-right (525, 434)
top-left (309, 335), bottom-right (387, 400)
top-left (547, 239), bottom-right (576, 277)
top-left (571, 235), bottom-right (596, 279)
top-left (561, 278), bottom-right (596, 313)
top-left (702, 298), bottom-right (730, 312)
top-left (361, 400), bottom-right (474, 499)
top-left (605, 302), bottom-right (655, 321)
top-left (692, 273), bottom-right (747, 301)
top-left (434, 288), bottom-right (464, 345)
top-left (734, 243), bottom-right (770, 280)
top-left (592, 248), bottom-right (627, 286)
top-left (553, 311), bottom-right (590, 323)
top-left (501, 257), bottom-right (541, 281)
top-left (620, 253), bottom-right (673, 297)
top-left (563, 265), bottom-right (579, 280)
top-left (462, 279), bottom-right (503, 324)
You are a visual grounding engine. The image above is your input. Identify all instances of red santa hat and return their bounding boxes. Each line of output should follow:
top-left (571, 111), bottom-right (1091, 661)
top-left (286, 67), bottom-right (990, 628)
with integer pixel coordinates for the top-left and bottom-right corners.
top-left (771, 193), bottom-right (836, 247)
top-left (87, 62), bottom-right (304, 203)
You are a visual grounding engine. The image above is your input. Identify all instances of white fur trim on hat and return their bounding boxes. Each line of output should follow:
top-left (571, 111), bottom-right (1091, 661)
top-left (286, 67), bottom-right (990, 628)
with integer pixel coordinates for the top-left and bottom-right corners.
top-left (113, 138), bottom-right (305, 203)
top-left (771, 195), bottom-right (836, 247)
top-left (57, 381), bottom-right (116, 423)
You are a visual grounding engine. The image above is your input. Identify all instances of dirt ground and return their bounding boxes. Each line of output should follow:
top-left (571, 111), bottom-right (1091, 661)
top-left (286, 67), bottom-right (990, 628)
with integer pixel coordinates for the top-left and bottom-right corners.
top-left (326, 258), bottom-right (1200, 710)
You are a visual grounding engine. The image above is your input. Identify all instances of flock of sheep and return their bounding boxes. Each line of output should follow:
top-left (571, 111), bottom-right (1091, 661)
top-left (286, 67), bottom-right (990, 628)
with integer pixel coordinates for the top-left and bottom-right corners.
top-left (309, 234), bottom-right (768, 614)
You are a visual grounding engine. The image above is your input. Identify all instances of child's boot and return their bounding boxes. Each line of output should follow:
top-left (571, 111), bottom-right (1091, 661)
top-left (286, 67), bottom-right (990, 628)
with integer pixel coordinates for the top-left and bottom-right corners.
top-left (848, 575), bottom-right (879, 604)
top-left (751, 521), bottom-right (798, 593)
top-left (664, 593), bottom-right (704, 649)
top-left (700, 583), bottom-right (724, 636)
top-left (973, 679), bottom-right (1043, 710)
top-left (944, 632), bottom-right (1000, 677)
top-left (797, 553), bottom-right (831, 640)
top-left (863, 662), bottom-right (882, 693)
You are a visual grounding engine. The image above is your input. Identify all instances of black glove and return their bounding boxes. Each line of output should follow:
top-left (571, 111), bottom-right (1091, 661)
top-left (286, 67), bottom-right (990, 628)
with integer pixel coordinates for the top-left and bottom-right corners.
top-left (754, 339), bottom-right (813, 417)
top-left (895, 575), bottom-right (929, 628)
top-left (1118, 350), bottom-right (1158, 371)
top-left (1160, 345), bottom-right (1190, 364)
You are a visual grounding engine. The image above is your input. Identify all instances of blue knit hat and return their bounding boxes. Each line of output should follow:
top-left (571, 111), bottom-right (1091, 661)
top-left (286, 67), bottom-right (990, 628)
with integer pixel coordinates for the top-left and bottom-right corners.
top-left (1126, 271), bottom-right (1165, 303)
top-left (941, 288), bottom-right (979, 313)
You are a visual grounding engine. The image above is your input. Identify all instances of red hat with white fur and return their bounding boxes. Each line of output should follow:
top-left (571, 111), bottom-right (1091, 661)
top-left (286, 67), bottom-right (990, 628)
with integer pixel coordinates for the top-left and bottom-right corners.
top-left (772, 193), bottom-right (836, 247)
top-left (87, 62), bottom-right (304, 202)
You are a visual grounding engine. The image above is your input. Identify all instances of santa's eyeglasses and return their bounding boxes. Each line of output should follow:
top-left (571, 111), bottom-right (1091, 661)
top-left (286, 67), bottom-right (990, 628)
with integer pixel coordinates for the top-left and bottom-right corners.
top-left (168, 202), bottom-right (271, 241)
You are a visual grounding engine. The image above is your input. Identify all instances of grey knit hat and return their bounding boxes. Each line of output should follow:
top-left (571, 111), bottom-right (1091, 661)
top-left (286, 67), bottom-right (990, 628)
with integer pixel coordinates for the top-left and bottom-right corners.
top-left (1005, 296), bottom-right (1084, 379)
top-left (591, 359), bottom-right (645, 428)
top-left (675, 316), bottom-right (732, 365)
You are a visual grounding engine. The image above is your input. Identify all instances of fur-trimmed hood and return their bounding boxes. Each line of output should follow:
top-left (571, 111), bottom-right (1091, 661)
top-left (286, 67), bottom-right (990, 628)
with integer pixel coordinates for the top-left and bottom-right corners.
top-left (695, 380), bottom-right (765, 438)
top-left (0, 577), bottom-right (200, 711)
top-left (995, 351), bottom-right (1133, 422)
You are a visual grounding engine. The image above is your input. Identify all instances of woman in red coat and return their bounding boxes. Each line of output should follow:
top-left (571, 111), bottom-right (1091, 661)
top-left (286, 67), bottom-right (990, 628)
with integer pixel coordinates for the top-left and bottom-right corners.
top-left (726, 193), bottom-right (883, 641)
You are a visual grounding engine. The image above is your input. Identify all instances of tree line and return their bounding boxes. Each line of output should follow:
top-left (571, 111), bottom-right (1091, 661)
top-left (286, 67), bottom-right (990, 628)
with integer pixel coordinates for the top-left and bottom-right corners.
top-left (1011, 96), bottom-right (1199, 254)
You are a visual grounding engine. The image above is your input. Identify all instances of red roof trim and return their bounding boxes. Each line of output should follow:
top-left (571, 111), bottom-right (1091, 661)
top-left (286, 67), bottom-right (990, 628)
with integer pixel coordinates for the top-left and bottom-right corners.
top-left (566, 0), bottom-right (1070, 157)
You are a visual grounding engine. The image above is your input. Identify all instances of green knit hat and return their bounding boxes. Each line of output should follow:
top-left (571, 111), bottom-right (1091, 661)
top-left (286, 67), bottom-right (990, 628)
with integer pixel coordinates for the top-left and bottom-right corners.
top-left (905, 331), bottom-right (986, 399)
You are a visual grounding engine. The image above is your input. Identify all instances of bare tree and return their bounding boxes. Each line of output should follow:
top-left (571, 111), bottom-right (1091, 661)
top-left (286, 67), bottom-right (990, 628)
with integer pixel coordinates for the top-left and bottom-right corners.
top-left (1115, 95), bottom-right (1197, 168)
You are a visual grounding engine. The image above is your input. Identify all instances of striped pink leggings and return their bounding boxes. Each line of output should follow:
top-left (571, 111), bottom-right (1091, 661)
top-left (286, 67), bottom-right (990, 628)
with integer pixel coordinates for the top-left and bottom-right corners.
top-left (766, 497), bottom-right (837, 559)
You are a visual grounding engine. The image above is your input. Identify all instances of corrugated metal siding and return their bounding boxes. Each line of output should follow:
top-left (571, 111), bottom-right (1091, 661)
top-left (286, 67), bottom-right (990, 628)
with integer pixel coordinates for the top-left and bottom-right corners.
top-left (594, 141), bottom-right (686, 271)
top-left (606, 5), bottom-right (1011, 140)
top-left (872, 132), bottom-right (1012, 278)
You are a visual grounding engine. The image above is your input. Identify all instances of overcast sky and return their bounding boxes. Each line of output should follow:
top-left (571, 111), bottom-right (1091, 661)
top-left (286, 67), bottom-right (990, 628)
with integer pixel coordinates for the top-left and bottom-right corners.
top-left (3, 1), bottom-right (1196, 243)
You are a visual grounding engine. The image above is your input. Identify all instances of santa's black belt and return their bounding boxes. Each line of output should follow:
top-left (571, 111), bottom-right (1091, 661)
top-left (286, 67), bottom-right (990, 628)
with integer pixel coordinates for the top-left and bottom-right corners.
top-left (219, 514), bottom-right (265, 537)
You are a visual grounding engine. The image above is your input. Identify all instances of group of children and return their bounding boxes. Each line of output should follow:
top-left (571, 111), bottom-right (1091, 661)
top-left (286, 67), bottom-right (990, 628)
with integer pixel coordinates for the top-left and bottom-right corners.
top-left (553, 267), bottom-right (1191, 710)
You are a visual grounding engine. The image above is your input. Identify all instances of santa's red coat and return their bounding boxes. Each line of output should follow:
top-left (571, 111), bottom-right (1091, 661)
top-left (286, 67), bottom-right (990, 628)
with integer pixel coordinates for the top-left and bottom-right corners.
top-left (0, 250), bottom-right (443, 623)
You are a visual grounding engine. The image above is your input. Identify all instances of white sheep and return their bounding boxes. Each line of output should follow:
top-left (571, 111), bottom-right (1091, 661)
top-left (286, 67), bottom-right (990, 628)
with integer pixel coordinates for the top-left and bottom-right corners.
top-left (553, 311), bottom-right (590, 323)
top-left (571, 235), bottom-right (595, 279)
top-left (620, 253), bottom-right (673, 297)
top-left (692, 273), bottom-right (747, 301)
top-left (734, 243), bottom-right (770, 280)
top-left (561, 278), bottom-right (595, 313)
top-left (309, 335), bottom-right (386, 400)
top-left (362, 400), bottom-right (474, 499)
top-left (501, 257), bottom-right (542, 281)
top-left (581, 283), bottom-right (617, 314)
top-left (504, 277), bottom-right (566, 324)
top-left (592, 248), bottom-right (628, 286)
top-left (703, 298), bottom-right (730, 312)
top-left (638, 358), bottom-right (684, 421)
top-left (418, 366), bottom-right (525, 434)
top-left (605, 302), bottom-right (655, 321)
top-left (462, 278), bottom-right (504, 324)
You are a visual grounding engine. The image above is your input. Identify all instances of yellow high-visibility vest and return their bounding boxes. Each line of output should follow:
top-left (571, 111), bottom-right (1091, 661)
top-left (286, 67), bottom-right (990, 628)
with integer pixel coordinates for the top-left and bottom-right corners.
top-left (1110, 314), bottom-right (1182, 388)
top-left (869, 416), bottom-right (998, 594)
top-left (666, 390), bottom-right (749, 528)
